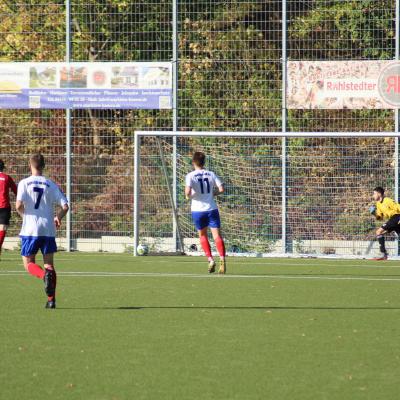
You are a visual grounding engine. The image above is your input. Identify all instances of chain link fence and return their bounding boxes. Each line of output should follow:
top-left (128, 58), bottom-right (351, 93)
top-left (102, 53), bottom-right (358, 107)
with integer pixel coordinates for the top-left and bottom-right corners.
top-left (0, 1), bottom-right (398, 255)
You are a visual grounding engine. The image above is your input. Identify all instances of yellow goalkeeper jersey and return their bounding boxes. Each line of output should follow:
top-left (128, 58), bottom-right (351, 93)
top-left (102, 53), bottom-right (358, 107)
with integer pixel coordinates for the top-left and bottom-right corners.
top-left (375, 197), bottom-right (400, 220)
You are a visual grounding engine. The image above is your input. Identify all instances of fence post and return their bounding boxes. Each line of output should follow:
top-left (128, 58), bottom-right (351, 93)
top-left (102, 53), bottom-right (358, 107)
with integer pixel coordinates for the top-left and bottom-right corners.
top-left (395, 0), bottom-right (399, 255)
top-left (133, 133), bottom-right (141, 256)
top-left (281, 0), bottom-right (288, 254)
top-left (172, 0), bottom-right (179, 252)
top-left (65, 0), bottom-right (72, 252)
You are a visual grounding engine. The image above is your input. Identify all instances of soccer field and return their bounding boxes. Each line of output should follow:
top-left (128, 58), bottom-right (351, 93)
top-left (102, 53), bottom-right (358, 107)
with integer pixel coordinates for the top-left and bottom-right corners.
top-left (1, 252), bottom-right (400, 400)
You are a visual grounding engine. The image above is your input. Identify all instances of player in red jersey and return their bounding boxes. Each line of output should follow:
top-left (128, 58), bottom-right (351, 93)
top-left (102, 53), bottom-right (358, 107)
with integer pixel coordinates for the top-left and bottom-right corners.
top-left (0, 159), bottom-right (17, 256)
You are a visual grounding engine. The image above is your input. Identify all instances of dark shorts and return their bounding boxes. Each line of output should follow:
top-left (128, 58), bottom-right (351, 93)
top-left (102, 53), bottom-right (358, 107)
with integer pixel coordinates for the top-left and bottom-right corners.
top-left (191, 209), bottom-right (221, 230)
top-left (20, 236), bottom-right (57, 257)
top-left (0, 207), bottom-right (11, 225)
top-left (381, 214), bottom-right (400, 234)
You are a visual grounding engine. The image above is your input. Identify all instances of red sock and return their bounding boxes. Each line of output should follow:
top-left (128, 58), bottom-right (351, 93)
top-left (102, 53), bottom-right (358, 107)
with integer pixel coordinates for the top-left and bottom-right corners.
top-left (200, 236), bottom-right (212, 258)
top-left (215, 236), bottom-right (226, 258)
top-left (0, 230), bottom-right (5, 251)
top-left (27, 262), bottom-right (45, 279)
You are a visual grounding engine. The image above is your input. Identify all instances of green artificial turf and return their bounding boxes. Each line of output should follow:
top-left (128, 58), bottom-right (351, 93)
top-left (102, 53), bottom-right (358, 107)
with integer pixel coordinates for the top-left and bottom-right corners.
top-left (1, 252), bottom-right (400, 399)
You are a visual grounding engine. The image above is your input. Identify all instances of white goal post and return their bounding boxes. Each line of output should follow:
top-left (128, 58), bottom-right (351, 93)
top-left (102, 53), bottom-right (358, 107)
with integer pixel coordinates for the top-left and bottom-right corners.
top-left (134, 131), bottom-right (400, 258)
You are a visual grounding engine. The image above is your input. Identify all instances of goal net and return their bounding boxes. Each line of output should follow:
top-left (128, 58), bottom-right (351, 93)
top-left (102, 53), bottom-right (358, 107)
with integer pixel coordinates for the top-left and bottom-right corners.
top-left (134, 131), bottom-right (399, 258)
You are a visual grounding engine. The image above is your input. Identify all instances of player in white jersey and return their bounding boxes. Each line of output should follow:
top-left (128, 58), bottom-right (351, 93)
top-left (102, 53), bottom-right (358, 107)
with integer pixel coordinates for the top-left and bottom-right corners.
top-left (16, 154), bottom-right (69, 309)
top-left (185, 152), bottom-right (226, 274)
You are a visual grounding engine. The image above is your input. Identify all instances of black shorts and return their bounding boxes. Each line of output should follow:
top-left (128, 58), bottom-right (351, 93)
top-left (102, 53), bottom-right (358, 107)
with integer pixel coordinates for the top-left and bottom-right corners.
top-left (0, 207), bottom-right (11, 225)
top-left (381, 214), bottom-right (400, 234)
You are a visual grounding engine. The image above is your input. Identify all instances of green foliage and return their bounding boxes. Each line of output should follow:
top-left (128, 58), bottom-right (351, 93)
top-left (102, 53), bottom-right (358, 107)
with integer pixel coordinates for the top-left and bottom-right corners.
top-left (0, 2), bottom-right (65, 61)
top-left (0, 1), bottom-right (396, 243)
top-left (289, 0), bottom-right (394, 60)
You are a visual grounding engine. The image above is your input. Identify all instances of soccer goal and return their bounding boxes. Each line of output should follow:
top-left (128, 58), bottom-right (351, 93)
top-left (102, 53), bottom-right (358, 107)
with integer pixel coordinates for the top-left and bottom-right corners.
top-left (134, 131), bottom-right (400, 258)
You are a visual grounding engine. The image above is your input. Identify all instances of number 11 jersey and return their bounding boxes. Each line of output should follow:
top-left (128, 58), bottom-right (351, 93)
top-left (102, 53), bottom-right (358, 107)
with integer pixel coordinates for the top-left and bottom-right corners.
top-left (17, 175), bottom-right (68, 238)
top-left (185, 169), bottom-right (223, 212)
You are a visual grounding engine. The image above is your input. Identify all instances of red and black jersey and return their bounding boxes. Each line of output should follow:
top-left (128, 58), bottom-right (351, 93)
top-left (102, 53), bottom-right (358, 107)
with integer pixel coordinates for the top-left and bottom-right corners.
top-left (0, 172), bottom-right (17, 209)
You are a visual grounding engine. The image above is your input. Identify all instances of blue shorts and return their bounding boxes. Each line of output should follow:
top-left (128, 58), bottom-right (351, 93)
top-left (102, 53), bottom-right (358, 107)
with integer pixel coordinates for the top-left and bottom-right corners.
top-left (192, 209), bottom-right (221, 230)
top-left (20, 236), bottom-right (57, 257)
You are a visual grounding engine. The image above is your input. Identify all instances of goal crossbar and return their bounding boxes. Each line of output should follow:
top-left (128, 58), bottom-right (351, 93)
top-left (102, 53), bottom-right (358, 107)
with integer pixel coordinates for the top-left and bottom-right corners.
top-left (135, 131), bottom-right (400, 138)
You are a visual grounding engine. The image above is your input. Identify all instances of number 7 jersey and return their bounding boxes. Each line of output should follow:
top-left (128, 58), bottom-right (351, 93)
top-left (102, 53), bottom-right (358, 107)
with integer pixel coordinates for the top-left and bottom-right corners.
top-left (185, 169), bottom-right (223, 212)
top-left (17, 175), bottom-right (68, 238)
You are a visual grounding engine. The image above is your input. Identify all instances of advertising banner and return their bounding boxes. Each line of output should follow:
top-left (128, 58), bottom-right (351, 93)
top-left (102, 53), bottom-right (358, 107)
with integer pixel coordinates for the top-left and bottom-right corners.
top-left (287, 61), bottom-right (400, 109)
top-left (0, 62), bottom-right (172, 109)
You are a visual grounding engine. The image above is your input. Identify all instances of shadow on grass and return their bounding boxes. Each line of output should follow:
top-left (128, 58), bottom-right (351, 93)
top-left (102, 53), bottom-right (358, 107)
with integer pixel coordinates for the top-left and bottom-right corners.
top-left (57, 305), bottom-right (400, 311)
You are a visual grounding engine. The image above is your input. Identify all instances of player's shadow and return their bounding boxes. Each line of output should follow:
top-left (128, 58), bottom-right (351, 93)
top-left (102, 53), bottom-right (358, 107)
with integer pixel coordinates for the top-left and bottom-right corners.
top-left (58, 305), bottom-right (400, 310)
top-left (118, 306), bottom-right (400, 311)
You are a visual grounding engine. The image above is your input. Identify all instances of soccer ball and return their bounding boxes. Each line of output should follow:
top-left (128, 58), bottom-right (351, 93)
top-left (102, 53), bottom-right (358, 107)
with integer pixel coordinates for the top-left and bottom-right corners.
top-left (137, 244), bottom-right (149, 256)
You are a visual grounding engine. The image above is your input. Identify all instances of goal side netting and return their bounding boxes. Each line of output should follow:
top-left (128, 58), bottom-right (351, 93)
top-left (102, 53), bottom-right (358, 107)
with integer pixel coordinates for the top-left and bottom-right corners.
top-left (134, 131), bottom-right (400, 258)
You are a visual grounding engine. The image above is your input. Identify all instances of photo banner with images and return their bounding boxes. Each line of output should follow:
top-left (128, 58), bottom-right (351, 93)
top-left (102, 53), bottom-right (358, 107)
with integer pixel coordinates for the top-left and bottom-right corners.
top-left (0, 62), bottom-right (172, 109)
top-left (287, 60), bottom-right (400, 109)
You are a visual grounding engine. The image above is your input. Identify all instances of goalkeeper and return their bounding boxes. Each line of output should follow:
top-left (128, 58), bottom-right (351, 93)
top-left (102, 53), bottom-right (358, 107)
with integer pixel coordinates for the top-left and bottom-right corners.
top-left (369, 186), bottom-right (400, 260)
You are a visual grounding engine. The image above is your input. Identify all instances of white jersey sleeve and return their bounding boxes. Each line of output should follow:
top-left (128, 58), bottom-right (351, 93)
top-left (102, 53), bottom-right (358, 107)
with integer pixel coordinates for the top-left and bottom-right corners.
top-left (50, 181), bottom-right (68, 207)
top-left (185, 173), bottom-right (192, 188)
top-left (16, 181), bottom-right (27, 202)
top-left (213, 172), bottom-right (222, 188)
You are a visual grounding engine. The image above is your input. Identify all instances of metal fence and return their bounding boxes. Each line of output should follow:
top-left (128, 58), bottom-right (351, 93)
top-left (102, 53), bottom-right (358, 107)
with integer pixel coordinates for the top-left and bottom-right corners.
top-left (0, 1), bottom-right (398, 255)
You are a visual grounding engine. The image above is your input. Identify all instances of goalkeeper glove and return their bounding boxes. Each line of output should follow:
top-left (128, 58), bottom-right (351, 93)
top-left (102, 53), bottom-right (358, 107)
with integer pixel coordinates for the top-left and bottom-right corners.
top-left (369, 205), bottom-right (377, 215)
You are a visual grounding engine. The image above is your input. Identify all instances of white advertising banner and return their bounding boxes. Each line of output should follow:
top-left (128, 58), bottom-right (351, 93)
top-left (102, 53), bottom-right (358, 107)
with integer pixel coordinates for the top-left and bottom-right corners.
top-left (287, 61), bottom-right (400, 109)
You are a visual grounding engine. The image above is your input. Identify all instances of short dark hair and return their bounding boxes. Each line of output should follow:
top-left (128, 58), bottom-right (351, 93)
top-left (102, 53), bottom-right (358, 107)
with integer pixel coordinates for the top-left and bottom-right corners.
top-left (374, 186), bottom-right (385, 196)
top-left (30, 153), bottom-right (45, 170)
top-left (0, 159), bottom-right (4, 172)
top-left (192, 152), bottom-right (205, 167)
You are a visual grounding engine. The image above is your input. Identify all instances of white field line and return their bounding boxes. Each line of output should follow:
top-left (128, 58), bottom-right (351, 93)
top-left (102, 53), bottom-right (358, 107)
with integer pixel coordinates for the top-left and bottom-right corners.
top-left (3, 252), bottom-right (400, 263)
top-left (1, 270), bottom-right (400, 282)
top-left (2, 257), bottom-right (400, 269)
top-left (60, 261), bottom-right (400, 269)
